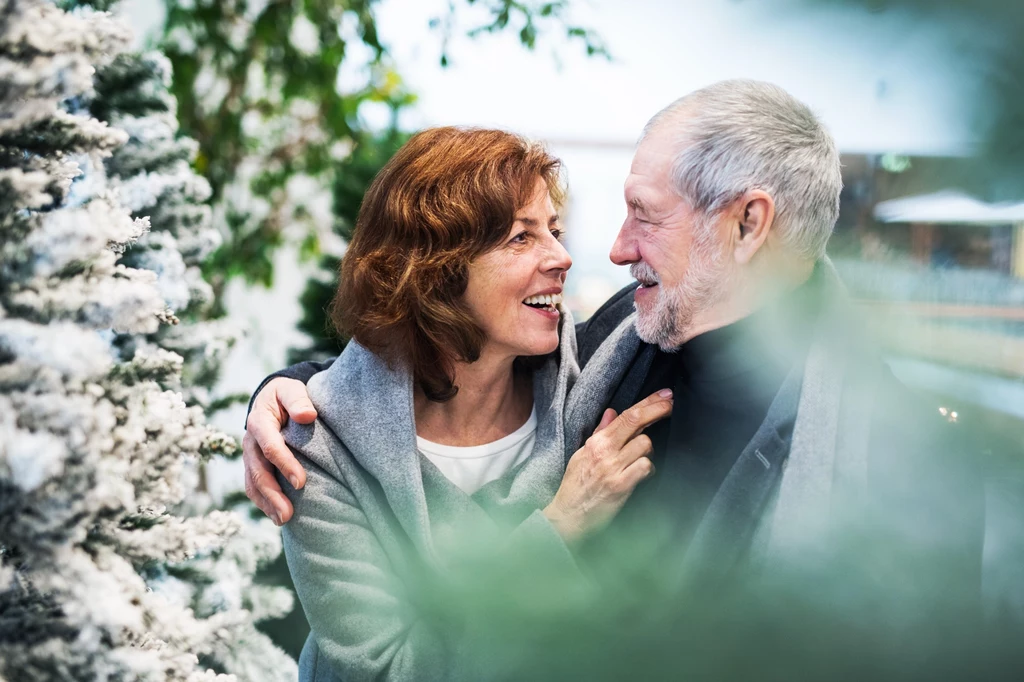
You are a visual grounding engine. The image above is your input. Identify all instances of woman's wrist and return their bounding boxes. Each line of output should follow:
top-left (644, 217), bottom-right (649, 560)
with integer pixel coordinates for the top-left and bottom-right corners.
top-left (542, 502), bottom-right (583, 547)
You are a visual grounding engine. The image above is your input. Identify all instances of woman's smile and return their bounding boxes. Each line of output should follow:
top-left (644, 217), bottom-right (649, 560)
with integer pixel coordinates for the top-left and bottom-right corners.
top-left (522, 290), bottom-right (563, 319)
top-left (464, 177), bottom-right (572, 360)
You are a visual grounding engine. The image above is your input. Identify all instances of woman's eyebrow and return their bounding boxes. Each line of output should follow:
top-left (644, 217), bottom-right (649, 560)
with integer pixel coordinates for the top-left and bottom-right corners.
top-left (514, 214), bottom-right (560, 227)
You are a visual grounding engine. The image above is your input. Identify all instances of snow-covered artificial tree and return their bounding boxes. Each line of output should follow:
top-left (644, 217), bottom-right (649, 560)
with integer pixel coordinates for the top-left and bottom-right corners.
top-left (90, 45), bottom-right (297, 682)
top-left (0, 1), bottom-right (295, 679)
top-left (92, 49), bottom-right (234, 407)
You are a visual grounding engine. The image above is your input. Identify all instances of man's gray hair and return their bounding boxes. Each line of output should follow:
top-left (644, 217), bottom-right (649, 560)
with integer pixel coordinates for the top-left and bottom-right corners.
top-left (641, 79), bottom-right (842, 260)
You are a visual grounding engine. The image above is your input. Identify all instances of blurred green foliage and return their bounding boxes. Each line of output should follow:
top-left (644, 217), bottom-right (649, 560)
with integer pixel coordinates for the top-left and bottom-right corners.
top-left (159, 0), bottom-right (608, 313)
top-left (288, 127), bottom-right (409, 363)
top-left (161, 0), bottom-right (408, 307)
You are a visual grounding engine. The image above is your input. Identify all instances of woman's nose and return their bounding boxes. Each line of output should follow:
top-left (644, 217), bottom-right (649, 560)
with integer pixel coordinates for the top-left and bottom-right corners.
top-left (545, 237), bottom-right (572, 273)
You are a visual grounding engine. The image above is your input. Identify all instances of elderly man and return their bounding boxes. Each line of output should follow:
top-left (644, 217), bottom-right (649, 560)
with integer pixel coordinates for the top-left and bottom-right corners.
top-left (244, 80), bottom-right (983, 592)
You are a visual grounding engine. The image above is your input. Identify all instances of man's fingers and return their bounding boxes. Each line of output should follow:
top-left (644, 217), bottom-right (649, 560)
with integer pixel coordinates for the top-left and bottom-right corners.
top-left (245, 378), bottom-right (313, 489)
top-left (604, 389), bottom-right (673, 448)
top-left (243, 445), bottom-right (277, 522)
top-left (252, 426), bottom-right (304, 498)
top-left (242, 433), bottom-right (294, 524)
top-left (248, 486), bottom-right (276, 523)
top-left (252, 466), bottom-right (294, 524)
top-left (248, 404), bottom-right (307, 489)
top-left (594, 408), bottom-right (617, 433)
top-left (276, 378), bottom-right (318, 424)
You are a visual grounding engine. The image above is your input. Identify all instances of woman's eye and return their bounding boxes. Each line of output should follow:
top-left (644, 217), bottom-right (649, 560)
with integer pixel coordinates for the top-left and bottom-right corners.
top-left (509, 231), bottom-right (529, 245)
top-left (550, 228), bottom-right (564, 241)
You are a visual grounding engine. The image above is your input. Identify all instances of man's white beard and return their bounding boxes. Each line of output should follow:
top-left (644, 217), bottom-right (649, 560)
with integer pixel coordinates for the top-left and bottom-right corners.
top-left (632, 227), bottom-right (733, 351)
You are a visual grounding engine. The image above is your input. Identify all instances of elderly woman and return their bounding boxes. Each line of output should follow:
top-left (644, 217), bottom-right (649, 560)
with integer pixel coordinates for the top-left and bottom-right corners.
top-left (262, 127), bottom-right (670, 681)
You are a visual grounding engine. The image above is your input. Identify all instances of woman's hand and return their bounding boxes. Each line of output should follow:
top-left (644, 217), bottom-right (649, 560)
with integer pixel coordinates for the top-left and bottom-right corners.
top-left (544, 389), bottom-right (673, 545)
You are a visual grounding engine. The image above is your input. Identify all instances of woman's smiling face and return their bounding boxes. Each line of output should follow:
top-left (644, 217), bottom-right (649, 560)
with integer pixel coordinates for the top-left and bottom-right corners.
top-left (463, 177), bottom-right (572, 361)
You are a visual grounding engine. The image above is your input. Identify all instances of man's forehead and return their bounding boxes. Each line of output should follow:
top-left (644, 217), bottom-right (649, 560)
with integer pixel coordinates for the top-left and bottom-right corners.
top-left (623, 175), bottom-right (650, 201)
top-left (630, 126), bottom-right (682, 176)
top-left (625, 153), bottom-right (674, 205)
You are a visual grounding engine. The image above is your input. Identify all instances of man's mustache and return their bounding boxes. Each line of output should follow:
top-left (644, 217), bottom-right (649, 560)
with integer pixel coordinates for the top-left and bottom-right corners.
top-left (630, 262), bottom-right (660, 285)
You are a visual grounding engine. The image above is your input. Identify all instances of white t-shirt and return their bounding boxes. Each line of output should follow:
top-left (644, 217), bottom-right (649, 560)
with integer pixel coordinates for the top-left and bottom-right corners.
top-left (416, 408), bottom-right (538, 495)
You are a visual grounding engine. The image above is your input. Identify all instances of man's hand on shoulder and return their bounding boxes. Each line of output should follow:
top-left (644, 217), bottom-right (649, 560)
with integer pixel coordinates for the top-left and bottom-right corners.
top-left (243, 377), bottom-right (317, 525)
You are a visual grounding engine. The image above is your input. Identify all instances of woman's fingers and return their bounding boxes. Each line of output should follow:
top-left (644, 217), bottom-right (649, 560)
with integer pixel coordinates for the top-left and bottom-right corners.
top-left (601, 388), bottom-right (673, 450)
top-left (593, 408), bottom-right (617, 433)
top-left (615, 432), bottom-right (654, 469)
top-left (546, 390), bottom-right (671, 544)
top-left (620, 455), bottom-right (656, 490)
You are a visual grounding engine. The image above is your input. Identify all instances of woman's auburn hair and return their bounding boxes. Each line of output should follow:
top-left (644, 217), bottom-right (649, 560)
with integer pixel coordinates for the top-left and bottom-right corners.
top-left (330, 126), bottom-right (565, 402)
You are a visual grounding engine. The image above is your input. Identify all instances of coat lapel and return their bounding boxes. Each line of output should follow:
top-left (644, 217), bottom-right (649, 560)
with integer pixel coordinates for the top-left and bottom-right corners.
top-left (608, 343), bottom-right (657, 415)
top-left (676, 362), bottom-right (803, 585)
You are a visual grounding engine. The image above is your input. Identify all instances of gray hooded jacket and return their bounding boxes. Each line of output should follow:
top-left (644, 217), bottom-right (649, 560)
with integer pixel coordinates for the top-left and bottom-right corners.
top-left (280, 314), bottom-right (581, 682)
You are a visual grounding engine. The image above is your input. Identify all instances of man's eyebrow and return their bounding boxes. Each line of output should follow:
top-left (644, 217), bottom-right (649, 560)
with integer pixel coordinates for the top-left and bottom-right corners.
top-left (627, 197), bottom-right (649, 213)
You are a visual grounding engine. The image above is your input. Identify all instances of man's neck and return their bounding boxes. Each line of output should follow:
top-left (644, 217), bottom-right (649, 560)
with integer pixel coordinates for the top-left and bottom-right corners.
top-left (678, 258), bottom-right (815, 345)
top-left (413, 351), bottom-right (532, 447)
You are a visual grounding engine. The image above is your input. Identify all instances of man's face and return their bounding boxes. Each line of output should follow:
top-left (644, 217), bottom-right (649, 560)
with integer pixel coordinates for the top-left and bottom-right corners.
top-left (610, 125), bottom-right (732, 349)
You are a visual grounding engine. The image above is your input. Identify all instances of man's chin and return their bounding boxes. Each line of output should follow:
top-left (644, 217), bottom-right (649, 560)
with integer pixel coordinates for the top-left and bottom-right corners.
top-left (634, 307), bottom-right (689, 350)
top-left (634, 313), bottom-right (667, 346)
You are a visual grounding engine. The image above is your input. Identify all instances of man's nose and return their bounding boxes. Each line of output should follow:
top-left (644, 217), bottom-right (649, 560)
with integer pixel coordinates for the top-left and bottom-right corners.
top-left (609, 223), bottom-right (639, 265)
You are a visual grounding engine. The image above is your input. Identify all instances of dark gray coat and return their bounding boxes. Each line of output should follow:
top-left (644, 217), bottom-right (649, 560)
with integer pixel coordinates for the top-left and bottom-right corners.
top-left (569, 261), bottom-right (985, 599)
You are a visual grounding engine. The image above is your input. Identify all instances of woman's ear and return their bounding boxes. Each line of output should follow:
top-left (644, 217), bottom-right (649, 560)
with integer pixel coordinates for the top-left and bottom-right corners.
top-left (733, 189), bottom-right (775, 265)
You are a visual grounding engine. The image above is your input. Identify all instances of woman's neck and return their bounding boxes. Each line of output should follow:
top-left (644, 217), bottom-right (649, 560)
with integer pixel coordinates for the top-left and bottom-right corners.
top-left (413, 352), bottom-right (533, 447)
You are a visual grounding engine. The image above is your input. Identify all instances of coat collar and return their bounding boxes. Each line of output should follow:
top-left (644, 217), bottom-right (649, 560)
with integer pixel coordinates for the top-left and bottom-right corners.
top-left (563, 311), bottom-right (643, 462)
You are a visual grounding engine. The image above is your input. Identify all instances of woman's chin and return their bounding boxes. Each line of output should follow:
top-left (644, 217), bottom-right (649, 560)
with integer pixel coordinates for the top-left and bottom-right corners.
top-left (518, 334), bottom-right (560, 357)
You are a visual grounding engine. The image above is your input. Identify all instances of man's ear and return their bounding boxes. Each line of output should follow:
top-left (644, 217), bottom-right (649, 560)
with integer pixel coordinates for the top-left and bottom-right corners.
top-left (732, 189), bottom-right (775, 265)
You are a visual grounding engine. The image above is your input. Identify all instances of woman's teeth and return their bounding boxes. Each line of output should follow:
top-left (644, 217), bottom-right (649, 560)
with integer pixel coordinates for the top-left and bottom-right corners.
top-left (523, 293), bottom-right (563, 310)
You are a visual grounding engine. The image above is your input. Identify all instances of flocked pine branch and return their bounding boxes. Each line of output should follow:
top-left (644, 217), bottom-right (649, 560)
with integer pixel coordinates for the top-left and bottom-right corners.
top-left (0, 1), bottom-right (294, 679)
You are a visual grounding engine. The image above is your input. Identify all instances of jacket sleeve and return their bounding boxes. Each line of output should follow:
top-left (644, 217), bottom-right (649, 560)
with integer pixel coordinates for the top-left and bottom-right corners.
top-left (244, 359), bottom-right (335, 429)
top-left (280, 426), bottom-right (588, 682)
top-left (282, 450), bottom-right (456, 682)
